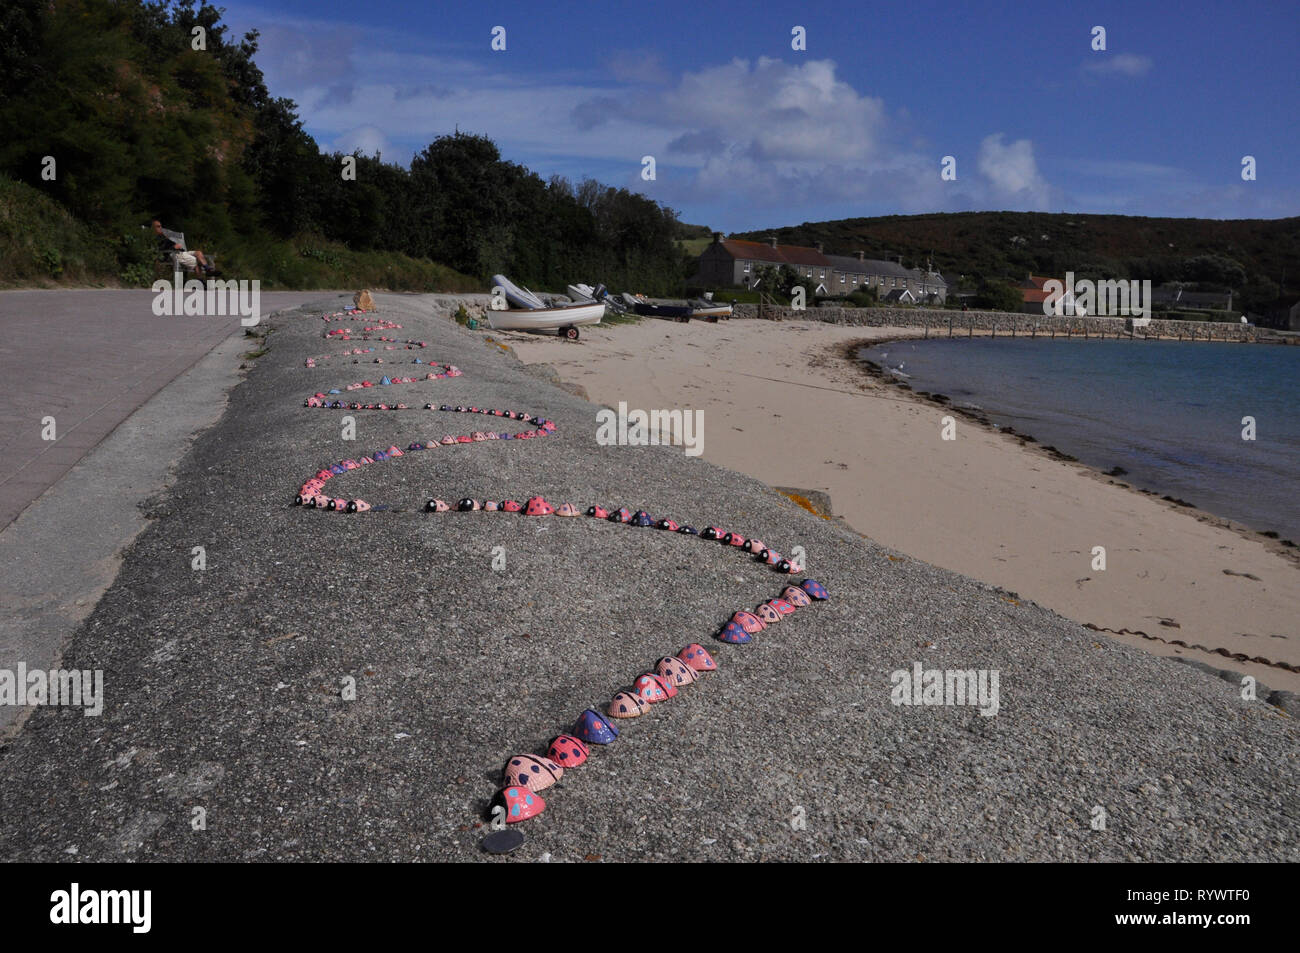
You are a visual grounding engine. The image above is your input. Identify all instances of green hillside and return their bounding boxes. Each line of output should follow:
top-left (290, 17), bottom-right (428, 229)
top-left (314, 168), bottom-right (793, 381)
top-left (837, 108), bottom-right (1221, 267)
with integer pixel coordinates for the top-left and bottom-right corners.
top-left (733, 211), bottom-right (1299, 313)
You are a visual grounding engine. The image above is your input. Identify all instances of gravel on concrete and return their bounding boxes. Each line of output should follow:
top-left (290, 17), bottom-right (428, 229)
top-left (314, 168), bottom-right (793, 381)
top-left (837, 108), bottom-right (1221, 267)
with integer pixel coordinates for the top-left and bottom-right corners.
top-left (0, 293), bottom-right (1295, 863)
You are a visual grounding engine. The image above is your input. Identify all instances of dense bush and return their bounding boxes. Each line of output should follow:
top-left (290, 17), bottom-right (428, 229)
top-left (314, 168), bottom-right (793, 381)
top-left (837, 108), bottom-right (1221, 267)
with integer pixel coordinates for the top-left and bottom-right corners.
top-left (974, 279), bottom-right (1024, 313)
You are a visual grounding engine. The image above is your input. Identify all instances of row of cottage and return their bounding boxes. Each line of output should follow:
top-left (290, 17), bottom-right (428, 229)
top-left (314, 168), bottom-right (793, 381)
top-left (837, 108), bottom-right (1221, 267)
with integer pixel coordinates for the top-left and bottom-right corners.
top-left (694, 235), bottom-right (1248, 317)
top-left (694, 234), bottom-right (948, 304)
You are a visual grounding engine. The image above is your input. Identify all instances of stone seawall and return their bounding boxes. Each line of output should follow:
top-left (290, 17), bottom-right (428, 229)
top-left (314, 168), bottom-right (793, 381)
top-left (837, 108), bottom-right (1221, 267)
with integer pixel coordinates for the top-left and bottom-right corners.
top-left (732, 304), bottom-right (1259, 342)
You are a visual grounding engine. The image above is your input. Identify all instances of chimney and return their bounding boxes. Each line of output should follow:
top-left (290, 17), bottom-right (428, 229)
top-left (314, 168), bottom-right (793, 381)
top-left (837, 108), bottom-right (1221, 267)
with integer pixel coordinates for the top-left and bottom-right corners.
top-left (856, 251), bottom-right (865, 261)
top-left (712, 232), bottom-right (722, 244)
top-left (815, 241), bottom-right (824, 253)
top-left (767, 235), bottom-right (778, 248)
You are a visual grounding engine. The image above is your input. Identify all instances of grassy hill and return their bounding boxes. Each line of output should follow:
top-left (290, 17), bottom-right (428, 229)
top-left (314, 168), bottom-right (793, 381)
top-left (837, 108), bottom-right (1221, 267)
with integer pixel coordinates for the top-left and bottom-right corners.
top-left (732, 211), bottom-right (1299, 311)
top-left (0, 174), bottom-right (118, 285)
top-left (0, 175), bottom-right (479, 291)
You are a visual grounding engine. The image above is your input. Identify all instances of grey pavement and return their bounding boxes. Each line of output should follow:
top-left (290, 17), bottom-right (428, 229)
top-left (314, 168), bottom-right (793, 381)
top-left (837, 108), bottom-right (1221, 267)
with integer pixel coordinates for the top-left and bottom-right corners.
top-left (0, 289), bottom-right (327, 530)
top-left (0, 293), bottom-right (1295, 862)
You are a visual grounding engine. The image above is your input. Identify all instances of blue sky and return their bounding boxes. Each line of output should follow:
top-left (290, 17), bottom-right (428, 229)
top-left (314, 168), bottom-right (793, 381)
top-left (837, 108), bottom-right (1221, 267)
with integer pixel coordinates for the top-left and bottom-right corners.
top-left (220, 0), bottom-right (1300, 232)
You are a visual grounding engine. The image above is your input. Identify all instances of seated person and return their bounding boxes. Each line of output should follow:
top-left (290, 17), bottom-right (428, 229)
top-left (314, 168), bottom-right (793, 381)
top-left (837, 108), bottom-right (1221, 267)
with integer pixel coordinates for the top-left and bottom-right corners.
top-left (151, 220), bottom-right (215, 275)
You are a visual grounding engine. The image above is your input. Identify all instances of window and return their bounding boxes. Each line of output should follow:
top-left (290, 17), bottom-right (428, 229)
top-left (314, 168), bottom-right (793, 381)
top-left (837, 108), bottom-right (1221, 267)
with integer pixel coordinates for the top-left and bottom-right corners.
top-left (819, 269), bottom-right (825, 279)
top-left (840, 274), bottom-right (846, 284)
top-left (743, 262), bottom-right (750, 273)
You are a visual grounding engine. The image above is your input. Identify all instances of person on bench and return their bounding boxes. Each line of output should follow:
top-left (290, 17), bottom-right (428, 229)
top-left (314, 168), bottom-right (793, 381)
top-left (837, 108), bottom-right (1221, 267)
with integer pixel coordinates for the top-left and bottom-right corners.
top-left (152, 220), bottom-right (215, 275)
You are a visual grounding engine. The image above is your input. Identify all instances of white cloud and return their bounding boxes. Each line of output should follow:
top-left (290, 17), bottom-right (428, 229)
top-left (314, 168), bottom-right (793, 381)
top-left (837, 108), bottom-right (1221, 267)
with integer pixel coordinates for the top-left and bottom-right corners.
top-left (977, 134), bottom-right (1053, 209)
top-left (1083, 53), bottom-right (1153, 77)
top-left (221, 4), bottom-right (1068, 225)
top-left (579, 57), bottom-right (888, 165)
top-left (332, 125), bottom-right (390, 158)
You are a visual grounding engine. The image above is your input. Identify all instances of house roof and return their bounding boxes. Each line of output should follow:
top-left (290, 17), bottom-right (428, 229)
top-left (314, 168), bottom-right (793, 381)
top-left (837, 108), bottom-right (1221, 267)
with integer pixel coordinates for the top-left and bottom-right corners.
top-left (1022, 276), bottom-right (1067, 303)
top-left (781, 245), bottom-right (834, 267)
top-left (715, 240), bottom-right (944, 284)
top-left (824, 255), bottom-right (870, 274)
top-left (719, 239), bottom-right (786, 264)
top-left (823, 255), bottom-right (924, 278)
top-left (719, 239), bottom-right (832, 267)
top-left (866, 259), bottom-right (916, 278)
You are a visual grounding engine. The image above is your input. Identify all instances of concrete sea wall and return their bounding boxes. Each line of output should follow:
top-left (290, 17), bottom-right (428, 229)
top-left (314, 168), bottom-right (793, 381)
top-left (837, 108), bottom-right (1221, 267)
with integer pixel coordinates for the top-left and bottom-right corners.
top-left (732, 304), bottom-right (1260, 342)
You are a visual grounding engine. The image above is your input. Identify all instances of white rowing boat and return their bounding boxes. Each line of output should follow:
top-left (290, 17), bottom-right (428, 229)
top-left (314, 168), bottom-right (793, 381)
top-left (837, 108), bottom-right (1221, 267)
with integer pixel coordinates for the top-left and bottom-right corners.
top-left (486, 301), bottom-right (605, 339)
top-left (491, 274), bottom-right (547, 310)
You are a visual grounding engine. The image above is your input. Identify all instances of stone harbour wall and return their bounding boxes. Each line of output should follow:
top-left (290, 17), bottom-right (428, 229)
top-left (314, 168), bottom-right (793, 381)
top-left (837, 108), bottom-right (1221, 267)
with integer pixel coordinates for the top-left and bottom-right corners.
top-left (732, 304), bottom-right (1259, 341)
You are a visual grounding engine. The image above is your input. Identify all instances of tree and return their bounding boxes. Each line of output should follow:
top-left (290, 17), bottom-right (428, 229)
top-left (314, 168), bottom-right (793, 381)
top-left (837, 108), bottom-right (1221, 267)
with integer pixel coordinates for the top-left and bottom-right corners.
top-left (753, 264), bottom-right (800, 298)
top-left (1181, 254), bottom-right (1246, 289)
top-left (977, 279), bottom-right (1024, 312)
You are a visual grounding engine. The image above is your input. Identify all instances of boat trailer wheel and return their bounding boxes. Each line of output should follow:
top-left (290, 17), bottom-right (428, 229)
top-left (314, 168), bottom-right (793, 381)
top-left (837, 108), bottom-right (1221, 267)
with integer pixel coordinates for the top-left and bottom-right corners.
top-left (563, 326), bottom-right (580, 341)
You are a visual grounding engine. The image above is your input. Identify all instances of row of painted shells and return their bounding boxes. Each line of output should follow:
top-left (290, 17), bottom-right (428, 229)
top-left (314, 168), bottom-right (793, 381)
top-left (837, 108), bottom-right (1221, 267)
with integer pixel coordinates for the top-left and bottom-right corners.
top-left (292, 410), bottom-right (556, 507)
top-left (318, 309), bottom-right (386, 322)
top-left (433, 502), bottom-right (806, 573)
top-left (305, 367), bottom-right (460, 395)
top-left (304, 342), bottom-right (429, 366)
top-left (496, 577), bottom-right (829, 823)
top-left (496, 644), bottom-right (719, 823)
top-left (293, 318), bottom-right (825, 831)
top-left (325, 325), bottom-right (401, 338)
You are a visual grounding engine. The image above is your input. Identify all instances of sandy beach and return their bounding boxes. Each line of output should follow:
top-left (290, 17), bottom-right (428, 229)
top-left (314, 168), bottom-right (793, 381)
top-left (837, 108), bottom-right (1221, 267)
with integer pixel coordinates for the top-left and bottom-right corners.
top-left (503, 316), bottom-right (1300, 694)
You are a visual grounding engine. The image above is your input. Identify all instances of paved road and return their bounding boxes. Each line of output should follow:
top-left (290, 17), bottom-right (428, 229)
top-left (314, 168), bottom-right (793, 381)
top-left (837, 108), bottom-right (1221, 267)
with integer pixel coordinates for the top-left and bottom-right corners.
top-left (0, 290), bottom-right (326, 530)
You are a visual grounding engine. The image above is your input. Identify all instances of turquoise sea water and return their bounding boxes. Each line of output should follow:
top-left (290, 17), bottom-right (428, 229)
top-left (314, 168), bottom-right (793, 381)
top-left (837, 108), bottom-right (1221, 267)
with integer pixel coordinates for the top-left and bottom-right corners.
top-left (857, 338), bottom-right (1300, 541)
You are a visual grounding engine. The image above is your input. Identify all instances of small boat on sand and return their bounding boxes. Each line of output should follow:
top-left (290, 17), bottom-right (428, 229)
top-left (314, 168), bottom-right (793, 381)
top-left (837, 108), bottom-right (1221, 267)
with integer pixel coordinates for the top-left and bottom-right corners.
top-left (485, 301), bottom-right (605, 339)
top-left (633, 301), bottom-right (693, 321)
top-left (488, 275), bottom-right (604, 339)
top-left (687, 298), bottom-right (732, 320)
top-left (492, 274), bottom-right (548, 310)
top-left (633, 298), bottom-right (733, 322)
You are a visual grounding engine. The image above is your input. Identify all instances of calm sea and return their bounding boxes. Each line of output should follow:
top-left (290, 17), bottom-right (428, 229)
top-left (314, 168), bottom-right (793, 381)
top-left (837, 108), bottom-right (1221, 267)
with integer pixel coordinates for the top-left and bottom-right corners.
top-left (857, 337), bottom-right (1300, 541)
